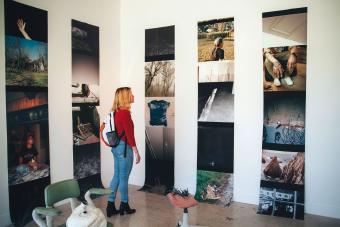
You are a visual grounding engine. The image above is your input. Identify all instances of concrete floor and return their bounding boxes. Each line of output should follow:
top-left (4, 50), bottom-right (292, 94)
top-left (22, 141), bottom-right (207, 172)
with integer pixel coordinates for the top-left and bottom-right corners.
top-left (25, 185), bottom-right (340, 227)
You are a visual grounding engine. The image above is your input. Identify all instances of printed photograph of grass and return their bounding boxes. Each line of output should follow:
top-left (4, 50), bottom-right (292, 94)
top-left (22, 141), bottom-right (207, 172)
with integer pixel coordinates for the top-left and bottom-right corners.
top-left (195, 170), bottom-right (233, 206)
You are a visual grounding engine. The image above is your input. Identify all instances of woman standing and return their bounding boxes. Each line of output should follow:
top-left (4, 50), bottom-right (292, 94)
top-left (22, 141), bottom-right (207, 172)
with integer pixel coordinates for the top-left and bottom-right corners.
top-left (100, 87), bottom-right (141, 217)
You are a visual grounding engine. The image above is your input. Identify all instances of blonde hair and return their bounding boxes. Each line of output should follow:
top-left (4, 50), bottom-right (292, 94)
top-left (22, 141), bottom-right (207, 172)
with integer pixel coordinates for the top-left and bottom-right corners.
top-left (112, 87), bottom-right (132, 112)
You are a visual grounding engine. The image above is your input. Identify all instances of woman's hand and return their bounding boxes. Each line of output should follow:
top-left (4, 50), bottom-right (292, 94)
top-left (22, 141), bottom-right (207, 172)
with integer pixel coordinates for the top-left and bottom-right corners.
top-left (17, 19), bottom-right (32, 40)
top-left (17, 19), bottom-right (26, 32)
top-left (132, 147), bottom-right (141, 164)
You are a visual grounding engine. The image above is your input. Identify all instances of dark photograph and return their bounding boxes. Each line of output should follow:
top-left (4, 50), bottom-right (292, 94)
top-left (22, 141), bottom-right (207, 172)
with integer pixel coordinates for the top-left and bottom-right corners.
top-left (72, 20), bottom-right (99, 105)
top-left (5, 0), bottom-right (48, 43)
top-left (145, 126), bottom-right (174, 163)
top-left (198, 18), bottom-right (234, 62)
top-left (145, 25), bottom-right (175, 62)
top-left (197, 122), bottom-right (234, 173)
top-left (73, 143), bottom-right (100, 180)
top-left (263, 92), bottom-right (305, 146)
top-left (198, 82), bottom-right (234, 123)
top-left (258, 186), bottom-right (304, 219)
top-left (72, 20), bottom-right (99, 56)
top-left (142, 126), bottom-right (174, 194)
top-left (262, 150), bottom-right (304, 185)
top-left (6, 91), bottom-right (50, 186)
top-left (145, 61), bottom-right (175, 97)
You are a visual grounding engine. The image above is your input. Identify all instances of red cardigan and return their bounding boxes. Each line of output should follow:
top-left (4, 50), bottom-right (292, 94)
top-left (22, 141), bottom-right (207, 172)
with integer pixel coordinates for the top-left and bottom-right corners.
top-left (115, 109), bottom-right (136, 147)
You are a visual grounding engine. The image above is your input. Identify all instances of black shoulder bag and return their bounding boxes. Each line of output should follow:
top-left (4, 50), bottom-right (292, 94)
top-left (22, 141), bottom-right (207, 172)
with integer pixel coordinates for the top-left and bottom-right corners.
top-left (106, 112), bottom-right (128, 157)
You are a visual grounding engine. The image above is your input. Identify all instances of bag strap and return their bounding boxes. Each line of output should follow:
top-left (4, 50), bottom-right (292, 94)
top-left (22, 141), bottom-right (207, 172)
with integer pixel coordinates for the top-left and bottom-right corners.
top-left (113, 111), bottom-right (128, 158)
top-left (124, 137), bottom-right (127, 158)
top-left (113, 112), bottom-right (117, 131)
top-left (109, 112), bottom-right (113, 132)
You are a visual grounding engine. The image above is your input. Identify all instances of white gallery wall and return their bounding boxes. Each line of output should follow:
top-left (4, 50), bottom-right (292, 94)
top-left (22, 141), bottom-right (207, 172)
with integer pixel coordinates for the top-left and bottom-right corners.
top-left (0, 0), bottom-right (120, 225)
top-left (0, 0), bottom-right (339, 225)
top-left (120, 0), bottom-right (340, 219)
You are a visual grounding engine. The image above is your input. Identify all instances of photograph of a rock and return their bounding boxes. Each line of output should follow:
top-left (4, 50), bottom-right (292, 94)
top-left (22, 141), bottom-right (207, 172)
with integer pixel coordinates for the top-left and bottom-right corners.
top-left (262, 150), bottom-right (304, 185)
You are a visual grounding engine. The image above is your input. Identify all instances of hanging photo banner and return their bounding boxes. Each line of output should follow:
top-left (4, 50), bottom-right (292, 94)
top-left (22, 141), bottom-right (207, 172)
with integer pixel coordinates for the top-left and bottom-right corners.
top-left (140, 25), bottom-right (175, 195)
top-left (258, 7), bottom-right (307, 220)
top-left (5, 1), bottom-right (49, 225)
top-left (195, 18), bottom-right (234, 206)
top-left (71, 20), bottom-right (103, 197)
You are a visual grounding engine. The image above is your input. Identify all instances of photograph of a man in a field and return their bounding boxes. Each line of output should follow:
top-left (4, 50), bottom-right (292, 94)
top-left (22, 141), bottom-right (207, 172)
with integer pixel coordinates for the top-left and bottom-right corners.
top-left (198, 18), bottom-right (234, 62)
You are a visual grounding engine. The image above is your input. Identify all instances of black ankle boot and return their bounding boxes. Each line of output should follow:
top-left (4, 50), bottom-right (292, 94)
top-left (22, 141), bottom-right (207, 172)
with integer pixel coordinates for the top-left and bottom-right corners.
top-left (106, 201), bottom-right (119, 217)
top-left (119, 202), bottom-right (136, 215)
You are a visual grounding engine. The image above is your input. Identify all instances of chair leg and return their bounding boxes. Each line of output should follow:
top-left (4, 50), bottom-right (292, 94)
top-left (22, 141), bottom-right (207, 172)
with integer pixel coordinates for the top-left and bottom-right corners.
top-left (32, 210), bottom-right (47, 227)
top-left (178, 208), bottom-right (209, 227)
top-left (46, 215), bottom-right (53, 227)
top-left (182, 208), bottom-right (189, 227)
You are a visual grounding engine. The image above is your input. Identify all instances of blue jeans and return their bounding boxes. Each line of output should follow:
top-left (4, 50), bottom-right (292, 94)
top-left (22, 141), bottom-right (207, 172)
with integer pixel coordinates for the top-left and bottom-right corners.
top-left (108, 140), bottom-right (134, 203)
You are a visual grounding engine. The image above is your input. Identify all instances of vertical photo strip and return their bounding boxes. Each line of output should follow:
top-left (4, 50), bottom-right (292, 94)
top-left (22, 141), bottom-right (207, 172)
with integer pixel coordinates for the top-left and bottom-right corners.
top-left (259, 7), bottom-right (307, 220)
top-left (71, 20), bottom-right (103, 197)
top-left (196, 18), bottom-right (234, 207)
top-left (141, 26), bottom-right (175, 195)
top-left (5, 1), bottom-right (49, 225)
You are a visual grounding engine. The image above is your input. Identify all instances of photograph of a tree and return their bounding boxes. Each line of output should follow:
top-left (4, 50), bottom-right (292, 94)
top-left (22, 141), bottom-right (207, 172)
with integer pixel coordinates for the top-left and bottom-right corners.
top-left (5, 36), bottom-right (48, 87)
top-left (145, 60), bottom-right (175, 97)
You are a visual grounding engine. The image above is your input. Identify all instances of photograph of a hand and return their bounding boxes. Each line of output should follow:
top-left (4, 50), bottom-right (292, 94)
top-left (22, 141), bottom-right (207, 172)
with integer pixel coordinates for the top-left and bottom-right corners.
top-left (17, 18), bottom-right (32, 40)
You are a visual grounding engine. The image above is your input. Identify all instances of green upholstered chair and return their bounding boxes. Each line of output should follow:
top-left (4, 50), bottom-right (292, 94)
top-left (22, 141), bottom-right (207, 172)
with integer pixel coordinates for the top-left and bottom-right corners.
top-left (32, 179), bottom-right (113, 227)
